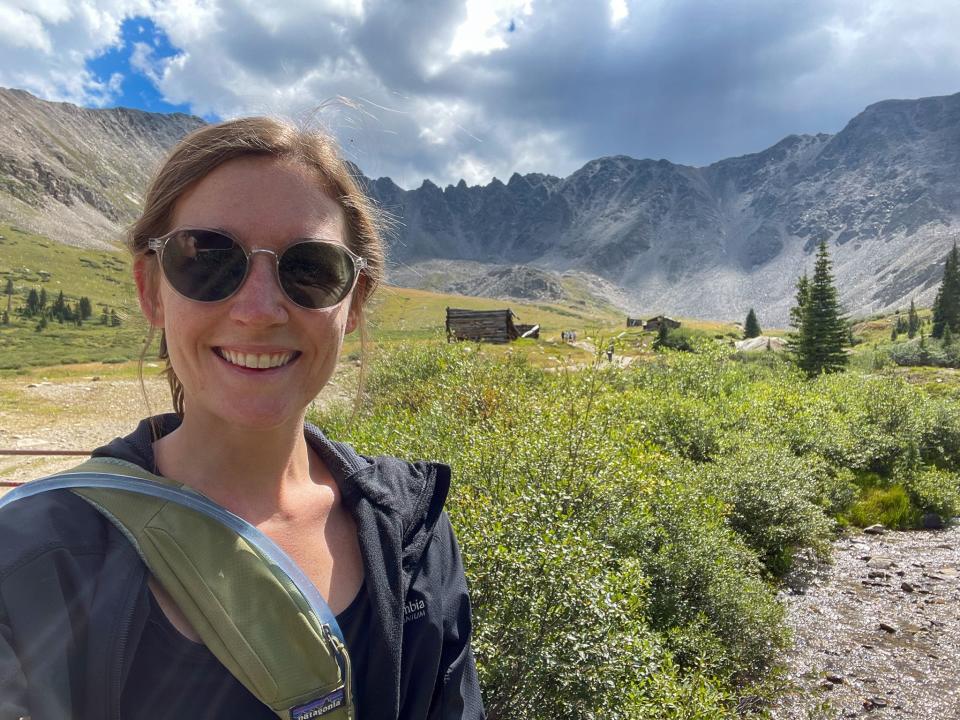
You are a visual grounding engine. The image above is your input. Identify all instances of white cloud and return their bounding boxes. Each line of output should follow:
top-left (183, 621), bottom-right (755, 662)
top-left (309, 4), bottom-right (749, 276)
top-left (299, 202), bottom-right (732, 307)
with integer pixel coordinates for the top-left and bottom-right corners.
top-left (0, 0), bottom-right (150, 106)
top-left (0, 6), bottom-right (52, 52)
top-left (447, 0), bottom-right (531, 60)
top-left (3, 0), bottom-right (960, 188)
top-left (609, 0), bottom-right (628, 27)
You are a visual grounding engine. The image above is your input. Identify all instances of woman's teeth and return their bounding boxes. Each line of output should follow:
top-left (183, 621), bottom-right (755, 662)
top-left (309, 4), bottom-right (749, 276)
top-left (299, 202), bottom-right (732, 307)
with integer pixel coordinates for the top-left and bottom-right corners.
top-left (218, 349), bottom-right (295, 369)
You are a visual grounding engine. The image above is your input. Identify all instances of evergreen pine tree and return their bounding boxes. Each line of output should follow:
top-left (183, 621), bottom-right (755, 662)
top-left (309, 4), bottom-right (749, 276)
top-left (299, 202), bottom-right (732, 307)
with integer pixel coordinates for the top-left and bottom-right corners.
top-left (908, 299), bottom-right (920, 339)
top-left (944, 324), bottom-right (954, 347)
top-left (38, 288), bottom-right (47, 311)
top-left (3, 277), bottom-right (12, 315)
top-left (796, 241), bottom-right (847, 376)
top-left (787, 273), bottom-right (810, 355)
top-left (654, 322), bottom-right (669, 350)
top-left (52, 290), bottom-right (66, 321)
top-left (25, 289), bottom-right (39, 317)
top-left (78, 296), bottom-right (92, 320)
top-left (932, 243), bottom-right (960, 338)
top-left (743, 308), bottom-right (761, 338)
top-left (890, 324), bottom-right (898, 342)
top-left (896, 314), bottom-right (908, 335)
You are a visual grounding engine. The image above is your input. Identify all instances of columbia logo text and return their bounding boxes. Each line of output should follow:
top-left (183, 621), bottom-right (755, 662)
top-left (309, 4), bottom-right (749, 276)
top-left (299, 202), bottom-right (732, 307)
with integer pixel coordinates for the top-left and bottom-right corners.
top-left (404, 598), bottom-right (426, 623)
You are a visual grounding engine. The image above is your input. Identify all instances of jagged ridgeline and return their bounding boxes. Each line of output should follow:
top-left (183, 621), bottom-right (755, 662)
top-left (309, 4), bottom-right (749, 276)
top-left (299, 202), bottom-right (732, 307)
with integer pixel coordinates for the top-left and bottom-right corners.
top-left (2, 86), bottom-right (960, 323)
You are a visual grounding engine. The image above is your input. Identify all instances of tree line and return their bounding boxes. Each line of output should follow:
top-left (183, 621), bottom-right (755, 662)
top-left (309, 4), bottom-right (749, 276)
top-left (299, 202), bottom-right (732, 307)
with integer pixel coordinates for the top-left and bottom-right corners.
top-left (740, 238), bottom-right (960, 376)
top-left (2, 279), bottom-right (120, 330)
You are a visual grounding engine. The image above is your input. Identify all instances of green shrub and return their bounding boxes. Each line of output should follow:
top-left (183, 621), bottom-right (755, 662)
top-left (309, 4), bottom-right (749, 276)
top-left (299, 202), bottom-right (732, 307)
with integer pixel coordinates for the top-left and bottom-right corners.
top-left (312, 338), bottom-right (960, 715)
top-left (848, 485), bottom-right (916, 528)
top-left (905, 467), bottom-right (960, 521)
top-left (703, 447), bottom-right (834, 577)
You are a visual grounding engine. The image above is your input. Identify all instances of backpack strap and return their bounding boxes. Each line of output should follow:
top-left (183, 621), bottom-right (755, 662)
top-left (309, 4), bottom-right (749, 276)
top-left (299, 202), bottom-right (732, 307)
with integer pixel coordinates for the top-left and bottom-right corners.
top-left (0, 458), bottom-right (355, 720)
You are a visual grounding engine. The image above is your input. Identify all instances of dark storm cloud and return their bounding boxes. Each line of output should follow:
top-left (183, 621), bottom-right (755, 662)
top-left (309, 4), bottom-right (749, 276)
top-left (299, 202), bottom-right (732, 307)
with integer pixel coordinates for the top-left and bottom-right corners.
top-left (153, 0), bottom-right (960, 185)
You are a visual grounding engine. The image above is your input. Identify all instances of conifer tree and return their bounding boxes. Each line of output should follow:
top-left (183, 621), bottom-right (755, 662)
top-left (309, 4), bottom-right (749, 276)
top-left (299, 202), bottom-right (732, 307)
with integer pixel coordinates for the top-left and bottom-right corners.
top-left (787, 273), bottom-right (810, 355)
top-left (3, 277), bottom-right (12, 314)
top-left (930, 243), bottom-right (960, 338)
top-left (25, 289), bottom-right (40, 317)
top-left (932, 243), bottom-right (960, 339)
top-left (654, 322), bottom-right (669, 350)
top-left (944, 324), bottom-right (954, 348)
top-left (743, 308), bottom-right (761, 338)
top-left (908, 299), bottom-right (920, 339)
top-left (38, 288), bottom-right (47, 312)
top-left (796, 241), bottom-right (847, 376)
top-left (78, 296), bottom-right (92, 320)
top-left (890, 324), bottom-right (898, 342)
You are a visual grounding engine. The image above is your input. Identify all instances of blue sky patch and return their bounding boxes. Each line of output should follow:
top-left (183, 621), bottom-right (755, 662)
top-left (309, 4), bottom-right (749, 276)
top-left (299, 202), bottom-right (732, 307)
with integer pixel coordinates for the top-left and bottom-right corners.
top-left (87, 16), bottom-right (197, 117)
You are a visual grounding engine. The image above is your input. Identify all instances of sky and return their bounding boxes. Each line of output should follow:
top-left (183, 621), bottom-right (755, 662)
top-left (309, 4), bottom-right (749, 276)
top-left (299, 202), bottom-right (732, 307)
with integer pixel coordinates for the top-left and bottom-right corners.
top-left (1, 1), bottom-right (959, 189)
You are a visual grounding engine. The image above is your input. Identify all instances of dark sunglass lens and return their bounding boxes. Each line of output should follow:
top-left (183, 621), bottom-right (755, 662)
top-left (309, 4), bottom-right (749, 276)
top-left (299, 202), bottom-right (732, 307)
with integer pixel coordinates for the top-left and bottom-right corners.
top-left (278, 242), bottom-right (354, 309)
top-left (161, 230), bottom-right (247, 302)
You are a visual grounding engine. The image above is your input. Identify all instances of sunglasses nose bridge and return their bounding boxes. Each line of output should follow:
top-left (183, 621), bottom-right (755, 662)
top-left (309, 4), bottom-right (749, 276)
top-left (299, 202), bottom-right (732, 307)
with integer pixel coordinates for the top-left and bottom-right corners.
top-left (238, 247), bottom-right (286, 297)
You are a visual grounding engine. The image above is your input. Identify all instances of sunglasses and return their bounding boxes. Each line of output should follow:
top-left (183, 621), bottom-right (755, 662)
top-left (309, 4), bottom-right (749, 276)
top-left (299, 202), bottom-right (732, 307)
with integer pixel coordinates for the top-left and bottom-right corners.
top-left (147, 228), bottom-right (366, 310)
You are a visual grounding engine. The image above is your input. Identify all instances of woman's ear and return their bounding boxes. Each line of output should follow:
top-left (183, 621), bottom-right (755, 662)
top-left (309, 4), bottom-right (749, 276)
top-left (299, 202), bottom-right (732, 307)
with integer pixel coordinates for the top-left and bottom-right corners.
top-left (345, 275), bottom-right (366, 334)
top-left (134, 256), bottom-right (164, 327)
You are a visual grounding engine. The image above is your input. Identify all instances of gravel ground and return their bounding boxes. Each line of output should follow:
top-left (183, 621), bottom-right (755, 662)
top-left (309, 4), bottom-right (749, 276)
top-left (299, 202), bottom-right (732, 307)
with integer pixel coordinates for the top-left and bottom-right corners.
top-left (0, 374), bottom-right (173, 485)
top-left (0, 365), bottom-right (355, 487)
top-left (772, 526), bottom-right (960, 719)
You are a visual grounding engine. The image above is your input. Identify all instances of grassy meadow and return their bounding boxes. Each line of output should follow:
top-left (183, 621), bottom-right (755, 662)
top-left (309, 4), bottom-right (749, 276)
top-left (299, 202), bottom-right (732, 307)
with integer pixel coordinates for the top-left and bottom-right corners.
top-left (4, 230), bottom-right (960, 717)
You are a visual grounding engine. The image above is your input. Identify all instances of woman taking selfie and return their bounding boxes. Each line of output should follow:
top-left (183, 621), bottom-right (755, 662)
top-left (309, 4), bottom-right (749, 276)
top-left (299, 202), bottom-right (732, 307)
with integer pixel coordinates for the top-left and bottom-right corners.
top-left (0, 118), bottom-right (484, 720)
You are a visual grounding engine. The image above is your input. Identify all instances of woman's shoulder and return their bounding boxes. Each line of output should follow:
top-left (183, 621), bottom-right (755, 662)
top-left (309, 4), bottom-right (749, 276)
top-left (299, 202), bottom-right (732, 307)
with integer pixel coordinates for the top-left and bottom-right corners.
top-left (0, 487), bottom-right (116, 576)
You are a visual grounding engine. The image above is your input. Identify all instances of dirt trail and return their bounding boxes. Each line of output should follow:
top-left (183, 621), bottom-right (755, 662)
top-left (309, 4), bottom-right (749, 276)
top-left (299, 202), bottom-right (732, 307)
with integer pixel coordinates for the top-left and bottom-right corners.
top-left (0, 373), bottom-right (173, 485)
top-left (0, 364), bottom-right (353, 486)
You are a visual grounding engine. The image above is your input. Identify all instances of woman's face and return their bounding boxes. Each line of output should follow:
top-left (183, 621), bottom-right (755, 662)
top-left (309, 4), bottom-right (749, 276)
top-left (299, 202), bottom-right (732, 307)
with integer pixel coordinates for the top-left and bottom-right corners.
top-left (136, 155), bottom-right (361, 432)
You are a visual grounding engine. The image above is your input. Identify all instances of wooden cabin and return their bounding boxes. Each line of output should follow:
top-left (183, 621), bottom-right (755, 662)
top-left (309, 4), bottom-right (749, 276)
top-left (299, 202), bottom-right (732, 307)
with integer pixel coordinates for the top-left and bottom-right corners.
top-left (643, 315), bottom-right (681, 332)
top-left (446, 308), bottom-right (522, 343)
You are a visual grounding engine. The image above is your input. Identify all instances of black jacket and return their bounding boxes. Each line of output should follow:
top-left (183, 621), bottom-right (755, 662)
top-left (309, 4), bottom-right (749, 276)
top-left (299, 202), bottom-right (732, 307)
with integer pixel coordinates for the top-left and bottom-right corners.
top-left (0, 415), bottom-right (484, 719)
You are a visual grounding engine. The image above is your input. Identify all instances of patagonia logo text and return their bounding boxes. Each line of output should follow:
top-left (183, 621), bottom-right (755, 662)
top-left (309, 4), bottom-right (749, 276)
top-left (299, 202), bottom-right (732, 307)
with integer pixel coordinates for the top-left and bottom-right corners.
top-left (403, 597), bottom-right (427, 623)
top-left (291, 688), bottom-right (345, 719)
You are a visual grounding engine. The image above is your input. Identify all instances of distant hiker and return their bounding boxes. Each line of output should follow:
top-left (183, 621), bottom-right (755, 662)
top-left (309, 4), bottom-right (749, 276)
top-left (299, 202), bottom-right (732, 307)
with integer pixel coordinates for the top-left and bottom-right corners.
top-left (0, 117), bottom-right (483, 719)
top-left (606, 342), bottom-right (615, 362)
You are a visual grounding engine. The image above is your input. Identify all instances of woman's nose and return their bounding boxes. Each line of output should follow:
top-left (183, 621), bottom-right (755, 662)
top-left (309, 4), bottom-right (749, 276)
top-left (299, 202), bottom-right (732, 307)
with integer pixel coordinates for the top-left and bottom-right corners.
top-left (227, 251), bottom-right (289, 326)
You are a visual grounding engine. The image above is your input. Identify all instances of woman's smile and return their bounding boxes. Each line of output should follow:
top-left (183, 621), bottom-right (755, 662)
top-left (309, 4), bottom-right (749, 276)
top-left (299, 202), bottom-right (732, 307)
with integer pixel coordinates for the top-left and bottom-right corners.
top-left (213, 347), bottom-right (301, 371)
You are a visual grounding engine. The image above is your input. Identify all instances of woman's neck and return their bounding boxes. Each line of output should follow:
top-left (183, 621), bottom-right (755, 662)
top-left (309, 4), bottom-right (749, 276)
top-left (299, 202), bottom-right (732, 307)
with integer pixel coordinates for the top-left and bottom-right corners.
top-left (152, 410), bottom-right (320, 522)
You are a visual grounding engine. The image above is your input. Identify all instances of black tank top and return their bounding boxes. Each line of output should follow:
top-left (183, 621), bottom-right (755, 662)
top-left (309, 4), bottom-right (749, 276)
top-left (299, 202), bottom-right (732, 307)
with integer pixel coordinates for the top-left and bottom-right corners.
top-left (120, 582), bottom-right (371, 719)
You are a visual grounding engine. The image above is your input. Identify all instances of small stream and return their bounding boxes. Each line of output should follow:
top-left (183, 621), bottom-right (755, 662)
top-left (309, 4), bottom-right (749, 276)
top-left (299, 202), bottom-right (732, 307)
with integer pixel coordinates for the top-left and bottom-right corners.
top-left (771, 526), bottom-right (960, 718)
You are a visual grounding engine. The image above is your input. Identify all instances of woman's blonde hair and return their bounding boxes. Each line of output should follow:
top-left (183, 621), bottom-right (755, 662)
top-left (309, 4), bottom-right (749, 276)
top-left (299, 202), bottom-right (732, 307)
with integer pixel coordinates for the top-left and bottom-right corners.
top-left (131, 116), bottom-right (385, 418)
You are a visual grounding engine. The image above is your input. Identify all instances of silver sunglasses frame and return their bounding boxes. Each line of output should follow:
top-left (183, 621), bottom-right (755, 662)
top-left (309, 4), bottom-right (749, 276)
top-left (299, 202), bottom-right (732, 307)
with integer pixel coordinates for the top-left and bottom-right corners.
top-left (147, 227), bottom-right (367, 310)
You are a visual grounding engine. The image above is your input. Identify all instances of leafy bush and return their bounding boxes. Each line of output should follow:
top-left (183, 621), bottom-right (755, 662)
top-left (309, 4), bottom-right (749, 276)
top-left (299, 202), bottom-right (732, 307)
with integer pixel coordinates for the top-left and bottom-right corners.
top-left (889, 339), bottom-right (960, 368)
top-left (702, 447), bottom-right (835, 577)
top-left (312, 339), bottom-right (960, 716)
top-left (904, 467), bottom-right (960, 521)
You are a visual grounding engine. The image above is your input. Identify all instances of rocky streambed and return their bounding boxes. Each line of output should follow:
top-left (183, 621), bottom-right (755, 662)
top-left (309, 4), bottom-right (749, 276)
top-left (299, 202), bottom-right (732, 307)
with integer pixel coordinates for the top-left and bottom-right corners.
top-left (772, 525), bottom-right (960, 719)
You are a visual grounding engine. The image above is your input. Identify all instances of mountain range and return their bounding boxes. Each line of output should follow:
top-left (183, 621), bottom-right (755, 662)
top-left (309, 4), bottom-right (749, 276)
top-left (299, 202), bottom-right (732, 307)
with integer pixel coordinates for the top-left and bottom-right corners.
top-left (1, 85), bottom-right (959, 324)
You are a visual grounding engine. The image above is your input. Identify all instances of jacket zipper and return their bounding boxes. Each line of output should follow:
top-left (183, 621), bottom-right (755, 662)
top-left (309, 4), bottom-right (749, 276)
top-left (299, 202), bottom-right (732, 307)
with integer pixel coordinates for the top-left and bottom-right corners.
top-left (110, 563), bottom-right (146, 719)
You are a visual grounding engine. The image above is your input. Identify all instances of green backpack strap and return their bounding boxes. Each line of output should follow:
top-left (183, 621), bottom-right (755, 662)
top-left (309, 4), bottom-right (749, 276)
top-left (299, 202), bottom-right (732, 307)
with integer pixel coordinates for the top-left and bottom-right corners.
top-left (10, 457), bottom-right (355, 720)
